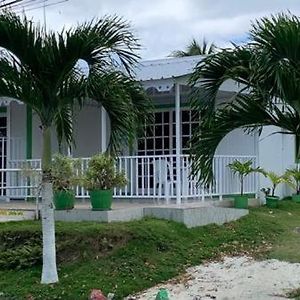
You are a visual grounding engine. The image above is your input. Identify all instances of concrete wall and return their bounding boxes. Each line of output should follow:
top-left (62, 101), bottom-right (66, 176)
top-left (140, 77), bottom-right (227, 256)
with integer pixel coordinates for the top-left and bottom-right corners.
top-left (216, 129), bottom-right (257, 156)
top-left (9, 102), bottom-right (26, 159)
top-left (258, 126), bottom-right (295, 198)
top-left (72, 103), bottom-right (102, 157)
top-left (9, 102), bottom-right (108, 159)
top-left (32, 112), bottom-right (60, 159)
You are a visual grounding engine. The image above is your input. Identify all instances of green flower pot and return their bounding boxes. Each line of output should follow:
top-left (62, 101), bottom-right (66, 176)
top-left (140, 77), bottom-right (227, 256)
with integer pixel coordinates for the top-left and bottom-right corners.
top-left (53, 190), bottom-right (75, 210)
top-left (292, 194), bottom-right (300, 203)
top-left (234, 195), bottom-right (248, 209)
top-left (266, 196), bottom-right (279, 208)
top-left (89, 189), bottom-right (112, 211)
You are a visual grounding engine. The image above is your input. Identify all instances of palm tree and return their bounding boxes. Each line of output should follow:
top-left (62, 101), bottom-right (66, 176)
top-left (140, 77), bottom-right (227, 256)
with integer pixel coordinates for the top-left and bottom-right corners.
top-left (189, 13), bottom-right (300, 184)
top-left (0, 12), bottom-right (152, 283)
top-left (170, 38), bottom-right (216, 57)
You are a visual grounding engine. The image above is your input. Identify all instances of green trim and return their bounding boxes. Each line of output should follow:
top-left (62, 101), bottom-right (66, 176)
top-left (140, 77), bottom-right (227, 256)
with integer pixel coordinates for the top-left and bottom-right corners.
top-left (26, 105), bottom-right (32, 159)
top-left (154, 102), bottom-right (190, 109)
top-left (0, 107), bottom-right (7, 113)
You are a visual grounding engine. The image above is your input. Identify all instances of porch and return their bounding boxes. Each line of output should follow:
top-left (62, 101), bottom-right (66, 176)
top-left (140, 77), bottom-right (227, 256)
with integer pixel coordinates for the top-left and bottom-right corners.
top-left (0, 154), bottom-right (258, 203)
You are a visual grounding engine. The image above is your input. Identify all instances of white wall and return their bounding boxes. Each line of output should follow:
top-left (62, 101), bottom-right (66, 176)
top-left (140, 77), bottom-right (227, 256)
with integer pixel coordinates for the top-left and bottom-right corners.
top-left (216, 129), bottom-right (257, 156)
top-left (72, 104), bottom-right (102, 157)
top-left (32, 112), bottom-right (60, 159)
top-left (258, 126), bottom-right (295, 198)
top-left (10, 102), bottom-right (109, 159)
top-left (9, 102), bottom-right (26, 159)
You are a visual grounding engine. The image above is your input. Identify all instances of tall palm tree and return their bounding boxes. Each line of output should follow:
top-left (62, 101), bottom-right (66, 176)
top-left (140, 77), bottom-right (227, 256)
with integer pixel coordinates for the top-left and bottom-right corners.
top-left (0, 12), bottom-right (152, 283)
top-left (189, 13), bottom-right (300, 184)
top-left (170, 38), bottom-right (216, 57)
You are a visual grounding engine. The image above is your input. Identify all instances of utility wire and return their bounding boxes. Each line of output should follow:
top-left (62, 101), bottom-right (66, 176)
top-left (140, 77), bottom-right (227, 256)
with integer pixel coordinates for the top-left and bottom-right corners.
top-left (8, 0), bottom-right (45, 9)
top-left (14, 0), bottom-right (67, 14)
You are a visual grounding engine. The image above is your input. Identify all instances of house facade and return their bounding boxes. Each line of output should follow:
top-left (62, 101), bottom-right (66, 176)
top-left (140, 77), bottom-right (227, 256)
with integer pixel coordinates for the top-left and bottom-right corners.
top-left (0, 55), bottom-right (295, 202)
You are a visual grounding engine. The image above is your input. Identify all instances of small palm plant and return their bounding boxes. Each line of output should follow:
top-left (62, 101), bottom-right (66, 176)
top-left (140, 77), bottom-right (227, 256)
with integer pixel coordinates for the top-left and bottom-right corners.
top-left (261, 171), bottom-right (289, 208)
top-left (284, 166), bottom-right (300, 202)
top-left (228, 159), bottom-right (263, 208)
top-left (228, 159), bottom-right (263, 196)
top-left (263, 171), bottom-right (285, 197)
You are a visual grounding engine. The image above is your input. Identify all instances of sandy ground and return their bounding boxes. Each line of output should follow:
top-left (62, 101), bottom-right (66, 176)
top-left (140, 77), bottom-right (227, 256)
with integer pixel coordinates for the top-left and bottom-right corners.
top-left (127, 256), bottom-right (300, 300)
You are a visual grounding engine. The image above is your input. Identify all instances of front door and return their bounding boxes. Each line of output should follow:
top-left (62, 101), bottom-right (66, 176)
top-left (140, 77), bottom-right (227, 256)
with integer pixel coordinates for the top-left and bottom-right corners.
top-left (136, 109), bottom-right (199, 191)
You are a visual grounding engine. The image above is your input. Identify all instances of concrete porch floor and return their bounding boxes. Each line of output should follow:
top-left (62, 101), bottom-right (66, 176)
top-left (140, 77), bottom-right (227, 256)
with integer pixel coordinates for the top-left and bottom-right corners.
top-left (0, 197), bottom-right (260, 210)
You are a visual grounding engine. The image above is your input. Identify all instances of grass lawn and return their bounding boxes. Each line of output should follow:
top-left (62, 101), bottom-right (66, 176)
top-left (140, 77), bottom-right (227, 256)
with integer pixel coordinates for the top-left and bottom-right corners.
top-left (1, 200), bottom-right (300, 299)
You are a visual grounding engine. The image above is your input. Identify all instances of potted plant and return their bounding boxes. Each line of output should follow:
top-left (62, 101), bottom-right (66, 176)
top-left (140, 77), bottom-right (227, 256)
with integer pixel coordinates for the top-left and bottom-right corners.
top-left (82, 154), bottom-right (127, 211)
top-left (228, 159), bottom-right (263, 209)
top-left (261, 171), bottom-right (285, 208)
top-left (285, 167), bottom-right (300, 202)
top-left (51, 154), bottom-right (79, 210)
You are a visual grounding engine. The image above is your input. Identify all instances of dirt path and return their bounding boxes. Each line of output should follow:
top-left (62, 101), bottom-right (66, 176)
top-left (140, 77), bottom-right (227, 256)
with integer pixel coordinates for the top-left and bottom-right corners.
top-left (127, 256), bottom-right (300, 299)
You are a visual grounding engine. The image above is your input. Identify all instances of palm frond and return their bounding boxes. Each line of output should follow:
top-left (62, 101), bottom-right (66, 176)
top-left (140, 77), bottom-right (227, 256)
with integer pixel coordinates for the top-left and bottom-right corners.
top-left (170, 38), bottom-right (216, 58)
top-left (86, 70), bottom-right (152, 153)
top-left (190, 94), bottom-right (300, 184)
top-left (189, 46), bottom-right (252, 117)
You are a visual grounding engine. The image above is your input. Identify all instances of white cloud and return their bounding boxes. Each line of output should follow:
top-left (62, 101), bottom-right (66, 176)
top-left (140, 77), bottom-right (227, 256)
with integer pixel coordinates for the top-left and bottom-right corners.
top-left (18, 0), bottom-right (300, 59)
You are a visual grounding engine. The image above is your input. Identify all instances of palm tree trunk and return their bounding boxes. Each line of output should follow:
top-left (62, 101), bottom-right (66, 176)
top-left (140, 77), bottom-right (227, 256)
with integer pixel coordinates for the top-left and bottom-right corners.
top-left (240, 176), bottom-right (244, 196)
top-left (41, 126), bottom-right (58, 284)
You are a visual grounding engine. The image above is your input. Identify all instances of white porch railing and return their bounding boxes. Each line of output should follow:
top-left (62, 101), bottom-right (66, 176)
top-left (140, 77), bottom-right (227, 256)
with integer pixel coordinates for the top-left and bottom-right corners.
top-left (0, 154), bottom-right (258, 200)
top-left (113, 155), bottom-right (258, 199)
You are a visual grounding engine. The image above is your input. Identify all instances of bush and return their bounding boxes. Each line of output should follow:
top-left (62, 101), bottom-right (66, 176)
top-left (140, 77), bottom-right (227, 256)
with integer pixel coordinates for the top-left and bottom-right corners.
top-left (82, 154), bottom-right (127, 190)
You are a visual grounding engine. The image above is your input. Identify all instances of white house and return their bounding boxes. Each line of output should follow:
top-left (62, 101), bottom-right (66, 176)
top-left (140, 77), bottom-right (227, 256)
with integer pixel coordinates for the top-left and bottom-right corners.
top-left (0, 55), bottom-right (295, 202)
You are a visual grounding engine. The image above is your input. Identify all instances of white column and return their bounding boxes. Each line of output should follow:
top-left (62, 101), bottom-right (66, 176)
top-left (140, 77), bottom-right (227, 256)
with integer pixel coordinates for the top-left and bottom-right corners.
top-left (101, 106), bottom-right (107, 153)
top-left (175, 82), bottom-right (181, 205)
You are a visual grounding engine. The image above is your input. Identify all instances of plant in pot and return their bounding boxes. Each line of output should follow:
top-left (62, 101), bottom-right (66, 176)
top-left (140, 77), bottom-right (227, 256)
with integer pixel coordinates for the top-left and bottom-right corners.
top-left (82, 154), bottom-right (127, 211)
top-left (261, 171), bottom-right (286, 208)
top-left (228, 159), bottom-right (263, 209)
top-left (51, 154), bottom-right (79, 210)
top-left (285, 167), bottom-right (300, 202)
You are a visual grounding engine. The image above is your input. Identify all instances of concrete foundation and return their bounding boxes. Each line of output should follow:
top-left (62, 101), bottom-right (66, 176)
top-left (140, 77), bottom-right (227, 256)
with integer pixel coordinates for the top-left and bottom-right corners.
top-left (0, 200), bottom-right (252, 228)
top-left (144, 206), bottom-right (248, 228)
top-left (54, 205), bottom-right (249, 228)
top-left (55, 207), bottom-right (144, 223)
top-left (215, 198), bottom-right (261, 208)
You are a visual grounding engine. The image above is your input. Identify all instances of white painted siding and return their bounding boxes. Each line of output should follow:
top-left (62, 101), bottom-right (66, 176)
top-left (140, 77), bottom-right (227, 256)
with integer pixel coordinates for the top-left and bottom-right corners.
top-left (72, 104), bottom-right (102, 157)
top-left (216, 129), bottom-right (256, 156)
top-left (32, 111), bottom-right (59, 159)
top-left (9, 102), bottom-right (26, 159)
top-left (258, 126), bottom-right (295, 198)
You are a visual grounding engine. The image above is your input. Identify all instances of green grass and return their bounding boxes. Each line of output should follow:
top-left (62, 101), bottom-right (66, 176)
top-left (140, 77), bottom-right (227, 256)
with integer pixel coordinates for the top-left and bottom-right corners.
top-left (1, 200), bottom-right (300, 299)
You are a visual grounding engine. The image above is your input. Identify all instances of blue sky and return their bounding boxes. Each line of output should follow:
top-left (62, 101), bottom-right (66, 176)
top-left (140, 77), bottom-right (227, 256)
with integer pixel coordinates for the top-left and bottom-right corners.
top-left (23, 0), bottom-right (300, 60)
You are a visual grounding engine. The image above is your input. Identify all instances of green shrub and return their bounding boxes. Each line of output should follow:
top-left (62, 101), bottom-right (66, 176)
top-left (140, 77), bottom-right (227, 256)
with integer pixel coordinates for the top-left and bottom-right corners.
top-left (81, 154), bottom-right (127, 190)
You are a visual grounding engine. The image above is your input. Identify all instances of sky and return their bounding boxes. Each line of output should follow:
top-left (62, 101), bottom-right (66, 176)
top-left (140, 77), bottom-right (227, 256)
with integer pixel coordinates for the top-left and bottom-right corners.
top-left (19, 0), bottom-right (300, 60)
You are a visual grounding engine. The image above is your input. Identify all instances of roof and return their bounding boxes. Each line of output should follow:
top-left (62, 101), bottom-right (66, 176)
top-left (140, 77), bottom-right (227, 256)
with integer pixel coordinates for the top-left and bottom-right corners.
top-left (134, 55), bottom-right (203, 82)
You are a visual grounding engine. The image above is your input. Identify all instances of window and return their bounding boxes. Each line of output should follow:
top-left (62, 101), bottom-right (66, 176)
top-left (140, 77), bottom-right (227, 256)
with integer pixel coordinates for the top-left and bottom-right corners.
top-left (137, 109), bottom-right (200, 155)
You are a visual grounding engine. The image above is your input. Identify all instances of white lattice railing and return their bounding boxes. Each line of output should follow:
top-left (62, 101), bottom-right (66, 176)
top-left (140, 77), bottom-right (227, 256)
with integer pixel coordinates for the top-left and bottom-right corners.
top-left (0, 154), bottom-right (258, 200)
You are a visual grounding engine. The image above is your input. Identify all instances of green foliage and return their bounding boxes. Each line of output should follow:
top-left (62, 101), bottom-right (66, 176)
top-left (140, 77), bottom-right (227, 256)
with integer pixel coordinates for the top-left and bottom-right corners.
top-left (21, 154), bottom-right (81, 192)
top-left (0, 244), bottom-right (42, 269)
top-left (228, 159), bottom-right (264, 195)
top-left (190, 13), bottom-right (300, 184)
top-left (2, 201), bottom-right (300, 299)
top-left (262, 171), bottom-right (286, 196)
top-left (81, 154), bottom-right (127, 190)
top-left (170, 38), bottom-right (216, 57)
top-left (285, 167), bottom-right (300, 194)
top-left (0, 11), bottom-right (152, 153)
top-left (51, 154), bottom-right (81, 192)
